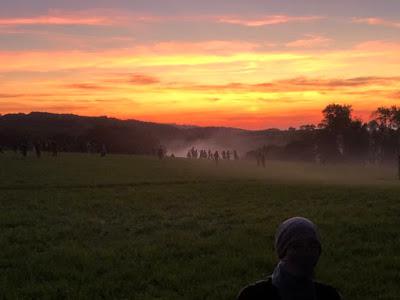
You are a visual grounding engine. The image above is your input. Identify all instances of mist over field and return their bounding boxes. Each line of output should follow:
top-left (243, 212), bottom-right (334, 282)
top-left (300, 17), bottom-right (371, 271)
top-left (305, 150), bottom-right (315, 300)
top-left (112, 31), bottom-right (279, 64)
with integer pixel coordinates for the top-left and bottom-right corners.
top-left (1, 153), bottom-right (399, 187)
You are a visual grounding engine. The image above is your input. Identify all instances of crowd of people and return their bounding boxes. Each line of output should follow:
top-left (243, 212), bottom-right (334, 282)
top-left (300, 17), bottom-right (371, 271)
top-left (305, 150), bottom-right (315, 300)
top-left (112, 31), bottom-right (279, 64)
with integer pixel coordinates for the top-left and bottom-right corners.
top-left (1, 140), bottom-right (109, 158)
top-left (186, 147), bottom-right (239, 164)
top-left (3, 140), bottom-right (60, 158)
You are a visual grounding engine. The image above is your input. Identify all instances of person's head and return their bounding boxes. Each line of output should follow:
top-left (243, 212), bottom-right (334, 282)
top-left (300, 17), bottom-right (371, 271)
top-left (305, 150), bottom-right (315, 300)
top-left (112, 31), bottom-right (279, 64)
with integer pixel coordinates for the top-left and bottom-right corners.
top-left (275, 217), bottom-right (321, 278)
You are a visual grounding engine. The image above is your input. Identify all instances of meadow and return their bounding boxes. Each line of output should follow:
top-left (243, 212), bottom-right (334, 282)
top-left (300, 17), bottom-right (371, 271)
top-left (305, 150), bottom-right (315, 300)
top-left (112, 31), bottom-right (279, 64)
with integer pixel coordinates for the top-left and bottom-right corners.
top-left (0, 152), bottom-right (399, 299)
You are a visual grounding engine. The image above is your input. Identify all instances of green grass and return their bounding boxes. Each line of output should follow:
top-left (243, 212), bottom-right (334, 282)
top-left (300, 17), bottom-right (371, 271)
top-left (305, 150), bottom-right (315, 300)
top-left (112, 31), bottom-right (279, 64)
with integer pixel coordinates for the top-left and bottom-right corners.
top-left (0, 152), bottom-right (399, 299)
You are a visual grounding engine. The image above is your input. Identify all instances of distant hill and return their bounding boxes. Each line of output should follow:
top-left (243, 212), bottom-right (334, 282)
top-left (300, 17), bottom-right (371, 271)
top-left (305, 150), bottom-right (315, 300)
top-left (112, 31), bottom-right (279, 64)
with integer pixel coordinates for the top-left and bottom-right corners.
top-left (0, 112), bottom-right (292, 156)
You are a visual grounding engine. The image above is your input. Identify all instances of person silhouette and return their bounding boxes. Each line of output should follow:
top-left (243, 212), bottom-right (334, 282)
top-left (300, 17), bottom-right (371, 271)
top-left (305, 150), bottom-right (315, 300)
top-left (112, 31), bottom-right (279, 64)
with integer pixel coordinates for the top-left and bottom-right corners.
top-left (398, 154), bottom-right (400, 180)
top-left (237, 217), bottom-right (341, 300)
top-left (214, 150), bottom-right (220, 165)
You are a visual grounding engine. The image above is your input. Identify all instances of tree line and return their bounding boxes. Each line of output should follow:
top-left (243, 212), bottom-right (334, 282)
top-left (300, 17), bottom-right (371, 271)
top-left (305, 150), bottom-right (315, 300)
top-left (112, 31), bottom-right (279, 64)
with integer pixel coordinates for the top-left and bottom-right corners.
top-left (249, 104), bottom-right (400, 164)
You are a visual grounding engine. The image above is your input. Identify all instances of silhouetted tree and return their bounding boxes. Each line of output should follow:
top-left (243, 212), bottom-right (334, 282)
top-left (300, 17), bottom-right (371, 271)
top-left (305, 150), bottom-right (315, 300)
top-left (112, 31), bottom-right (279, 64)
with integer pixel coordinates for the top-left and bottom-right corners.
top-left (371, 106), bottom-right (400, 161)
top-left (321, 104), bottom-right (353, 134)
top-left (374, 107), bottom-right (393, 129)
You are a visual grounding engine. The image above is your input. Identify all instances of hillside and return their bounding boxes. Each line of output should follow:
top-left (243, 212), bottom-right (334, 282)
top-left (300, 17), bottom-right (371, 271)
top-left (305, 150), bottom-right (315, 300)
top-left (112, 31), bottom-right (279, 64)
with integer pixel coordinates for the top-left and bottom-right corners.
top-left (0, 112), bottom-right (291, 156)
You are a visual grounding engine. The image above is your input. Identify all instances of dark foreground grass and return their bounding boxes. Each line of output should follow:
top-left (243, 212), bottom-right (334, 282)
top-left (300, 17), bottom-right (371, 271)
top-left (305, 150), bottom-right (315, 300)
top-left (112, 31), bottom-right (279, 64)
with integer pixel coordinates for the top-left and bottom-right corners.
top-left (0, 153), bottom-right (399, 299)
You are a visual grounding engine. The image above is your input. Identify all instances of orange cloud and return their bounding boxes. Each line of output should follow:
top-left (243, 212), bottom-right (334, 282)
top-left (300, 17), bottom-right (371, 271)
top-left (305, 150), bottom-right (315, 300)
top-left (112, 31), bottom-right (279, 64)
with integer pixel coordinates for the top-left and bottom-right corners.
top-left (352, 17), bottom-right (400, 28)
top-left (0, 15), bottom-right (113, 26)
top-left (286, 35), bottom-right (333, 48)
top-left (263, 76), bottom-right (400, 91)
top-left (64, 83), bottom-right (110, 90)
top-left (171, 76), bottom-right (400, 93)
top-left (217, 15), bottom-right (324, 27)
top-left (3, 39), bottom-right (397, 73)
top-left (354, 40), bottom-right (400, 51)
top-left (100, 73), bottom-right (161, 85)
top-left (0, 93), bottom-right (54, 98)
top-left (0, 47), bottom-right (308, 73)
top-left (129, 74), bottom-right (160, 85)
top-left (0, 11), bottom-right (325, 29)
top-left (132, 40), bottom-right (263, 55)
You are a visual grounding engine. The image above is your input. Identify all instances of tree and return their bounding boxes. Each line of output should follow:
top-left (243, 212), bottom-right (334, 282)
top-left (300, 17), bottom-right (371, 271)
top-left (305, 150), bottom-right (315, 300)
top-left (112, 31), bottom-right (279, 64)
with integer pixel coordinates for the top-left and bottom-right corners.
top-left (373, 107), bottom-right (393, 129)
top-left (321, 104), bottom-right (353, 134)
top-left (390, 106), bottom-right (400, 130)
top-left (317, 104), bottom-right (353, 161)
top-left (372, 106), bottom-right (400, 161)
top-left (391, 106), bottom-right (400, 155)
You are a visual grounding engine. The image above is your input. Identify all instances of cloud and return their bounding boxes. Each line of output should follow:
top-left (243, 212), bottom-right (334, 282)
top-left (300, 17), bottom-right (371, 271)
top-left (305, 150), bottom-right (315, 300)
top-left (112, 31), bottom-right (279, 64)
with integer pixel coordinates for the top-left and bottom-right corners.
top-left (286, 35), bottom-right (333, 48)
top-left (0, 11), bottom-right (324, 30)
top-left (352, 17), bottom-right (400, 28)
top-left (268, 76), bottom-right (400, 90)
top-left (62, 74), bottom-right (161, 90)
top-left (58, 74), bottom-right (400, 96)
top-left (391, 91), bottom-right (400, 98)
top-left (129, 74), bottom-right (160, 85)
top-left (64, 83), bottom-right (109, 90)
top-left (0, 93), bottom-right (27, 98)
top-left (0, 93), bottom-right (56, 98)
top-left (132, 40), bottom-right (263, 55)
top-left (217, 15), bottom-right (324, 27)
top-left (0, 15), bottom-right (113, 26)
top-left (0, 101), bottom-right (90, 113)
top-left (0, 46), bottom-right (308, 73)
top-left (179, 76), bottom-right (400, 93)
top-left (343, 89), bottom-right (400, 98)
top-left (102, 73), bottom-right (161, 85)
top-left (42, 104), bottom-right (91, 111)
top-left (64, 75), bottom-right (395, 95)
top-left (354, 40), bottom-right (400, 51)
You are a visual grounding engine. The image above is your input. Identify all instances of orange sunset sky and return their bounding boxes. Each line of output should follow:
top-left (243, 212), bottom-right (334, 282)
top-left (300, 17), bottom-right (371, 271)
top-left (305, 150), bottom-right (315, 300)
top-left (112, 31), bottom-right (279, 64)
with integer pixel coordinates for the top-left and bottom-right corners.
top-left (1, 0), bottom-right (399, 129)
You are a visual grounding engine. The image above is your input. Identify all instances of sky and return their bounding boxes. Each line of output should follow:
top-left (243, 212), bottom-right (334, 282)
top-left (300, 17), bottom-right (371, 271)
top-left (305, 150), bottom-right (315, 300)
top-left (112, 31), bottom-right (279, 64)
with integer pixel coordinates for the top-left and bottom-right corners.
top-left (0, 0), bottom-right (399, 129)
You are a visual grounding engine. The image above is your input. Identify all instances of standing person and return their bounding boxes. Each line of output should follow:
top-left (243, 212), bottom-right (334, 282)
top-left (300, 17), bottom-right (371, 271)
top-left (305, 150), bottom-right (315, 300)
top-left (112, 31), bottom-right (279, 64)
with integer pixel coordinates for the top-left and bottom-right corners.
top-left (100, 144), bottom-right (107, 157)
top-left (214, 150), bottom-right (220, 165)
top-left (20, 141), bottom-right (28, 157)
top-left (398, 154), bottom-right (400, 180)
top-left (157, 145), bottom-right (164, 160)
top-left (256, 150), bottom-right (261, 166)
top-left (34, 141), bottom-right (41, 158)
top-left (237, 217), bottom-right (341, 300)
top-left (234, 150), bottom-right (239, 160)
top-left (222, 150), bottom-right (226, 160)
top-left (51, 141), bottom-right (58, 157)
top-left (261, 152), bottom-right (266, 168)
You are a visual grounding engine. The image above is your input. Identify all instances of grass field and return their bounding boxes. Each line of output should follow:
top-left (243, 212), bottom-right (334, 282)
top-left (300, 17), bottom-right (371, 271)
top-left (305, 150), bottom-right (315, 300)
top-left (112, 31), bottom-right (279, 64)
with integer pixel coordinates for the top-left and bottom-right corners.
top-left (0, 152), bottom-right (399, 299)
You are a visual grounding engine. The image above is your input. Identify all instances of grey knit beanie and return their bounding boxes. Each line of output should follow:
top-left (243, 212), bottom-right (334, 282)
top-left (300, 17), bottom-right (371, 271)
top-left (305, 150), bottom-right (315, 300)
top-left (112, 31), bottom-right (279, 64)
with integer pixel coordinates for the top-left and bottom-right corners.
top-left (274, 217), bottom-right (321, 259)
